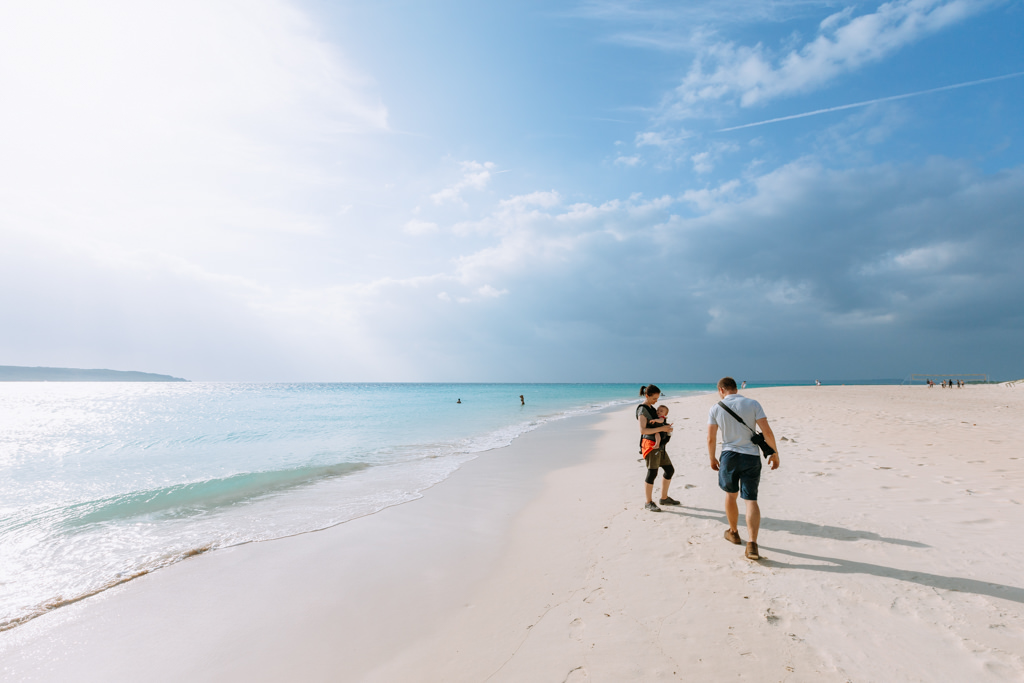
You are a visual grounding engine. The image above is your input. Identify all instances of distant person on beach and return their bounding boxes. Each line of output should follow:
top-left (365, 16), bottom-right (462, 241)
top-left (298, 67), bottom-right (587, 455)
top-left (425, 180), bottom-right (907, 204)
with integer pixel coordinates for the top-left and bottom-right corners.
top-left (637, 384), bottom-right (677, 512)
top-left (815, 379), bottom-right (821, 386)
top-left (707, 377), bottom-right (779, 560)
top-left (520, 395), bottom-right (525, 405)
top-left (457, 398), bottom-right (461, 404)
top-left (740, 380), bottom-right (747, 389)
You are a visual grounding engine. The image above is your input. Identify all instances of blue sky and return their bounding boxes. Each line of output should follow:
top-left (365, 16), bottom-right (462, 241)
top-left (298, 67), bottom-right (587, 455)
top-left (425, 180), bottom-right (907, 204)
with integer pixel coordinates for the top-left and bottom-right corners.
top-left (0, 0), bottom-right (1022, 381)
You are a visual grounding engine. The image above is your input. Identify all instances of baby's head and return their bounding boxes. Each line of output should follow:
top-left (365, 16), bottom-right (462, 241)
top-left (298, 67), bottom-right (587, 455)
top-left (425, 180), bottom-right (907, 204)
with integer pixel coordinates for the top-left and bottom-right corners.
top-left (657, 405), bottom-right (669, 418)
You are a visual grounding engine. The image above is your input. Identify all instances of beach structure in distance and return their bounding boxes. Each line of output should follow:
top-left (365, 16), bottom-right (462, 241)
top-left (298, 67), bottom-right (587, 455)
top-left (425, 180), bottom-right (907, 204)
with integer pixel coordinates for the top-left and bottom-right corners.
top-left (0, 365), bottom-right (188, 382)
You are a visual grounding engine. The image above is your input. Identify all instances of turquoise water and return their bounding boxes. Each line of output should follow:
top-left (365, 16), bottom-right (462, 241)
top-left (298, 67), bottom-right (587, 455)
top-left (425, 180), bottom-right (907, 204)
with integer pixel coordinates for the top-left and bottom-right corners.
top-left (0, 382), bottom-right (712, 630)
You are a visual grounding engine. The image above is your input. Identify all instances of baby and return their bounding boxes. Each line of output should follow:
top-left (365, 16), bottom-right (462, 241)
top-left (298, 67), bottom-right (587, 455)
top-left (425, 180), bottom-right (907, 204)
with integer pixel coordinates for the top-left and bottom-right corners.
top-left (649, 405), bottom-right (672, 450)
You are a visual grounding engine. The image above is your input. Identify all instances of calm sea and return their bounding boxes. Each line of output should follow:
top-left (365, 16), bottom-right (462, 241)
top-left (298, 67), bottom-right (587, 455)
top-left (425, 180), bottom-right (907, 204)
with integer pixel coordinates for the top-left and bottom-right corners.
top-left (0, 382), bottom-right (713, 631)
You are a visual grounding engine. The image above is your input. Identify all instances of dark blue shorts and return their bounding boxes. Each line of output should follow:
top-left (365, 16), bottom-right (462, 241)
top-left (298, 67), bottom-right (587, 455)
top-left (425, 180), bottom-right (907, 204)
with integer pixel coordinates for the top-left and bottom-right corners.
top-left (718, 451), bottom-right (762, 500)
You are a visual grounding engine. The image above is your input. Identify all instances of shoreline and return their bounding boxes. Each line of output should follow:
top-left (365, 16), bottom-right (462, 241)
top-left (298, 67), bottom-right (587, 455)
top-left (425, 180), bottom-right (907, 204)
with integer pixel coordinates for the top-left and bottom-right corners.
top-left (0, 387), bottom-right (661, 636)
top-left (3, 385), bottom-right (1023, 681)
top-left (0, 407), bottom-right (619, 682)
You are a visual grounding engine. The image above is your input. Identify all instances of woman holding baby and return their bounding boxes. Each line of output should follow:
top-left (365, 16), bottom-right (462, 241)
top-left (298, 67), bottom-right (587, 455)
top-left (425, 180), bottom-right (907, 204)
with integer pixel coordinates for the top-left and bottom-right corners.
top-left (637, 384), bottom-right (678, 512)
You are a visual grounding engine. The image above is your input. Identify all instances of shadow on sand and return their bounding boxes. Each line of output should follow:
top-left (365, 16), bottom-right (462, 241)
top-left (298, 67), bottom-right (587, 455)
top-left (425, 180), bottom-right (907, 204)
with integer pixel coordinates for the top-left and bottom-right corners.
top-left (674, 506), bottom-right (929, 548)
top-left (665, 507), bottom-right (1023, 604)
top-left (759, 546), bottom-right (1024, 605)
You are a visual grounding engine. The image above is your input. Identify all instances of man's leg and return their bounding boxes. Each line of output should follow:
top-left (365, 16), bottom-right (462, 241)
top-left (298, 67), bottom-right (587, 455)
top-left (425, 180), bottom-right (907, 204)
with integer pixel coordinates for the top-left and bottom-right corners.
top-left (645, 482), bottom-right (654, 504)
top-left (660, 475), bottom-right (671, 501)
top-left (724, 492), bottom-right (739, 533)
top-left (745, 500), bottom-right (761, 543)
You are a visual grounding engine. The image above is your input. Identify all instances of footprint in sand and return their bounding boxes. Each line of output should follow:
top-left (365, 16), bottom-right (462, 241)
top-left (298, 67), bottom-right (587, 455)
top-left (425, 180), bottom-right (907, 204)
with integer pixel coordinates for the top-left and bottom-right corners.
top-left (726, 629), bottom-right (755, 659)
top-left (565, 666), bottom-right (589, 682)
top-left (569, 617), bottom-right (585, 642)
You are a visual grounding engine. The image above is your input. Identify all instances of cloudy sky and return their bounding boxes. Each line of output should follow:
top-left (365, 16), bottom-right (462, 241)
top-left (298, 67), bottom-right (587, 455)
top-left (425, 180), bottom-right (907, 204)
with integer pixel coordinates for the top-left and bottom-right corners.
top-left (1, 0), bottom-right (1022, 382)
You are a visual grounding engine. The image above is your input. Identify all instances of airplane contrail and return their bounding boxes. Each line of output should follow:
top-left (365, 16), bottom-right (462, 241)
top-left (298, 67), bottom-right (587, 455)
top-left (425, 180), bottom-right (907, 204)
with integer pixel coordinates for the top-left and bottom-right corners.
top-left (716, 71), bottom-right (1024, 133)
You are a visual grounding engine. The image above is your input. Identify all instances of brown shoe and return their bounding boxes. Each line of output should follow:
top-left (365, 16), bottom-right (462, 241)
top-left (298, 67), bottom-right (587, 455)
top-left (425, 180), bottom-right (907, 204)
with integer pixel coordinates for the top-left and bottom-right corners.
top-left (724, 529), bottom-right (742, 545)
top-left (745, 542), bottom-right (760, 560)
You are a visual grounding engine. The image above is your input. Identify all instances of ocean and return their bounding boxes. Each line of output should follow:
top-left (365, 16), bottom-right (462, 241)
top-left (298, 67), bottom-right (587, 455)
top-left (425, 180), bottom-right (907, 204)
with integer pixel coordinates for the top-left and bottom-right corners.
top-left (0, 382), bottom-right (713, 631)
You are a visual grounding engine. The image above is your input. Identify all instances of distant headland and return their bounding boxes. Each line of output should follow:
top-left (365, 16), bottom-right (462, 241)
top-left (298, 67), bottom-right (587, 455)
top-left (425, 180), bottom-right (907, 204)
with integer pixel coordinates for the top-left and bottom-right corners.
top-left (0, 366), bottom-right (189, 382)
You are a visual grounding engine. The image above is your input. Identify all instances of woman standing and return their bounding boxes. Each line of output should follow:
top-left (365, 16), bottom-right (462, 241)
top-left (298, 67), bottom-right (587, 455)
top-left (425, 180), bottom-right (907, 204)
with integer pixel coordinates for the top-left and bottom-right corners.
top-left (637, 384), bottom-right (679, 511)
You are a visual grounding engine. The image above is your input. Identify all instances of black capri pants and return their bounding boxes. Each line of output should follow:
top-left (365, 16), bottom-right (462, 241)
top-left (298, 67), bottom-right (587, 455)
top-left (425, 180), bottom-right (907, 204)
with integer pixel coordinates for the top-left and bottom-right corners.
top-left (644, 450), bottom-right (674, 484)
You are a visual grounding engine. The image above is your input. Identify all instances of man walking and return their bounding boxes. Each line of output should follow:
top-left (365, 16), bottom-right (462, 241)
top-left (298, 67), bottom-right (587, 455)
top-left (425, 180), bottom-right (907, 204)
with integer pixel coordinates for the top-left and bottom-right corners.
top-left (707, 377), bottom-right (780, 560)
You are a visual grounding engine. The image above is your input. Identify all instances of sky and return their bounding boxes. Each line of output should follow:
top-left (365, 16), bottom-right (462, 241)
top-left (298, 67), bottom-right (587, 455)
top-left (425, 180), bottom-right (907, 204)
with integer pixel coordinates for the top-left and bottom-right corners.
top-left (0, 0), bottom-right (1022, 382)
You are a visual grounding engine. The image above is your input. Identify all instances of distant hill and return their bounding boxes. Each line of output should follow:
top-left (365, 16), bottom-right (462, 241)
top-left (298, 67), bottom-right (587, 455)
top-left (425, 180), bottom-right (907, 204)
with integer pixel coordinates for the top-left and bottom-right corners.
top-left (0, 366), bottom-right (189, 382)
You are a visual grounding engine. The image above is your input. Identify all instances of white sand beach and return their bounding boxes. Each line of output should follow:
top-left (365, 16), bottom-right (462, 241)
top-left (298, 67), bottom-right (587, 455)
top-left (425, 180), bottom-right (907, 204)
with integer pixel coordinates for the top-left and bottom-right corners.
top-left (3, 385), bottom-right (1023, 682)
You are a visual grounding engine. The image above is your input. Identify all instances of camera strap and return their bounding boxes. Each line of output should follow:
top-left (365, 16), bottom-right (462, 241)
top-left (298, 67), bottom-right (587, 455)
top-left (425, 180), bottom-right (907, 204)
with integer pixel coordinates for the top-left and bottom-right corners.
top-left (717, 401), bottom-right (755, 434)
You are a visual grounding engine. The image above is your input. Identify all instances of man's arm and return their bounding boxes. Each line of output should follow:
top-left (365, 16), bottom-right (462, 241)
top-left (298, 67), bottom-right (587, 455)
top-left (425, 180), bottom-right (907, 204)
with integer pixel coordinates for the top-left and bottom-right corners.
top-left (756, 417), bottom-right (781, 470)
top-left (707, 424), bottom-right (719, 471)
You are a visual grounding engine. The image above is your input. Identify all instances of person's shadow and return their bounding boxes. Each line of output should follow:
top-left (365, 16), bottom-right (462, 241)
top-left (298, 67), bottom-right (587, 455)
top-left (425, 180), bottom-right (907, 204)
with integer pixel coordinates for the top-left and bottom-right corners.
top-left (759, 546), bottom-right (1024, 605)
top-left (674, 506), bottom-right (929, 547)
top-left (669, 507), bottom-right (1024, 604)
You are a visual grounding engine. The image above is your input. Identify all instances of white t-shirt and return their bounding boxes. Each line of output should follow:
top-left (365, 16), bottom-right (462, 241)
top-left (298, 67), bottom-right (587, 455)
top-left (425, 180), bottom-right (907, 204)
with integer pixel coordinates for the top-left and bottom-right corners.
top-left (707, 393), bottom-right (767, 456)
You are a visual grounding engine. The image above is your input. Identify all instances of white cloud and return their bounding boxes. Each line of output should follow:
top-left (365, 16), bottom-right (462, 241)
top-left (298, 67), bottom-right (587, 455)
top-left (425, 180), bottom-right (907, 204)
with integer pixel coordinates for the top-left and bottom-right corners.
top-left (430, 160), bottom-right (497, 205)
top-left (691, 152), bottom-right (714, 173)
top-left (689, 141), bottom-right (741, 173)
top-left (635, 130), bottom-right (691, 147)
top-left (680, 179), bottom-right (742, 210)
top-left (819, 6), bottom-right (856, 31)
top-left (404, 219), bottom-right (439, 235)
top-left (456, 284), bottom-right (508, 303)
top-left (498, 190), bottom-right (562, 211)
top-left (662, 0), bottom-right (990, 118)
top-left (615, 155), bottom-right (642, 166)
top-left (892, 243), bottom-right (959, 270)
top-left (576, 1), bottom-right (861, 50)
